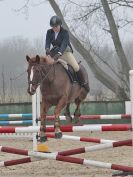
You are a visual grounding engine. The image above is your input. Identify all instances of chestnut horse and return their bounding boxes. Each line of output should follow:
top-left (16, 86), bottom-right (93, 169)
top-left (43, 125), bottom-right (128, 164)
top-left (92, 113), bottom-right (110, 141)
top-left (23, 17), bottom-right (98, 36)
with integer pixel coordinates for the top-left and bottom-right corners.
top-left (26, 55), bottom-right (89, 142)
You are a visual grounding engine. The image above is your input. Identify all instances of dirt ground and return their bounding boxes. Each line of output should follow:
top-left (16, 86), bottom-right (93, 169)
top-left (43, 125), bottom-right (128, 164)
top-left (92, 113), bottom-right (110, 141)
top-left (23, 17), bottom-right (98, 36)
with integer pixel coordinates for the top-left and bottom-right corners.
top-left (0, 131), bottom-right (133, 177)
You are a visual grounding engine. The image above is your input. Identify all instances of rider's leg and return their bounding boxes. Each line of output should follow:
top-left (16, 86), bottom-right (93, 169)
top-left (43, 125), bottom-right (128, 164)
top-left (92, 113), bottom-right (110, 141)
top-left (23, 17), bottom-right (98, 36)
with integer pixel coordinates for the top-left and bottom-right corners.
top-left (60, 52), bottom-right (79, 72)
top-left (76, 70), bottom-right (90, 92)
top-left (60, 52), bottom-right (89, 92)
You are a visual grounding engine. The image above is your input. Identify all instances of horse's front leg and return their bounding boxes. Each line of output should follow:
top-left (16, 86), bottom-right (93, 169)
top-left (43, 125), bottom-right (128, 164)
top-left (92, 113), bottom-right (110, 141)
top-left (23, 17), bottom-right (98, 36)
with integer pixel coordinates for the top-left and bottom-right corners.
top-left (54, 96), bottom-right (67, 139)
top-left (64, 103), bottom-right (72, 123)
top-left (40, 100), bottom-right (51, 142)
top-left (74, 98), bottom-right (81, 123)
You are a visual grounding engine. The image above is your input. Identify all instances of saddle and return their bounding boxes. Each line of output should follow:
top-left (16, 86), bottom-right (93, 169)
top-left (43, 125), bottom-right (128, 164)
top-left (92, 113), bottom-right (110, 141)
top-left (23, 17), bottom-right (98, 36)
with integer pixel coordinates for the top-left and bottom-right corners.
top-left (57, 59), bottom-right (90, 92)
top-left (57, 59), bottom-right (80, 84)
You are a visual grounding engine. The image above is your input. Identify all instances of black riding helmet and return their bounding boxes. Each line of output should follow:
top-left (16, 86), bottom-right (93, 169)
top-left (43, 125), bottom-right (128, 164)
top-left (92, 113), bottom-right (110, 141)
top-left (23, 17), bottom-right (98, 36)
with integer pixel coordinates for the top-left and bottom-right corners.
top-left (50, 16), bottom-right (62, 27)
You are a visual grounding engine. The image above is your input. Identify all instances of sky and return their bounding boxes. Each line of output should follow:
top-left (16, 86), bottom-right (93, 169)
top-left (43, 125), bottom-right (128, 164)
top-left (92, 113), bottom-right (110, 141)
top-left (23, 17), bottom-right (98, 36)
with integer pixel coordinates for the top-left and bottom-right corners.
top-left (0, 0), bottom-right (133, 45)
top-left (0, 0), bottom-right (54, 42)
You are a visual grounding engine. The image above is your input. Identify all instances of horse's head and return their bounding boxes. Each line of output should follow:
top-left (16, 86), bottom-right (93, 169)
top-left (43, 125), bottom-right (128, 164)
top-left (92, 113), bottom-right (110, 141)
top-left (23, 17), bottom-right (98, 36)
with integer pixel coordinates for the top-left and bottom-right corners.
top-left (26, 55), bottom-right (55, 95)
top-left (26, 55), bottom-right (42, 95)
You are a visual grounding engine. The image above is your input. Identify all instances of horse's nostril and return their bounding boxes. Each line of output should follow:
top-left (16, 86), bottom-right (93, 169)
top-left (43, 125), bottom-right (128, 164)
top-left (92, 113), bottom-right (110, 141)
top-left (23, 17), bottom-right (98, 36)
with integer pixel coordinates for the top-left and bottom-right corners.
top-left (31, 85), bottom-right (37, 93)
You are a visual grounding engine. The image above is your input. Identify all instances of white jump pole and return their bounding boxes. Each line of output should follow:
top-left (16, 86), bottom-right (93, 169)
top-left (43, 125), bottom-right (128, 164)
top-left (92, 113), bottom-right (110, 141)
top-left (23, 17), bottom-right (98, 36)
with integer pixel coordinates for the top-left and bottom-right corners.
top-left (129, 70), bottom-right (133, 146)
top-left (32, 86), bottom-right (40, 151)
top-left (36, 86), bottom-right (41, 128)
top-left (32, 90), bottom-right (37, 151)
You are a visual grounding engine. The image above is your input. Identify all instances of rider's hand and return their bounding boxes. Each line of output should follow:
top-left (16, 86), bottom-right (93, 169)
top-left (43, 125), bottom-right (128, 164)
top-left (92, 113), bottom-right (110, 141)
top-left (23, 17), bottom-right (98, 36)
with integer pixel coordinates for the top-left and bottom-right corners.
top-left (46, 48), bottom-right (50, 56)
top-left (54, 53), bottom-right (61, 60)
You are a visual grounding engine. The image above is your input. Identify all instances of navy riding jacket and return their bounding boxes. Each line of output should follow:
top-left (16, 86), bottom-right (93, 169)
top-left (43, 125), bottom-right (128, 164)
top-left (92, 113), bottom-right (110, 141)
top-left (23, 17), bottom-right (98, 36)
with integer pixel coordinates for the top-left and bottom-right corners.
top-left (45, 27), bottom-right (73, 54)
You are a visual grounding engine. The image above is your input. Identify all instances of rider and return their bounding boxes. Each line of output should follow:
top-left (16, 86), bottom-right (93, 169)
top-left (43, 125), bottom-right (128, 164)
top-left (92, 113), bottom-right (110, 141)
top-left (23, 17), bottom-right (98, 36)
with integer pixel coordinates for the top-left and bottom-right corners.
top-left (45, 15), bottom-right (89, 91)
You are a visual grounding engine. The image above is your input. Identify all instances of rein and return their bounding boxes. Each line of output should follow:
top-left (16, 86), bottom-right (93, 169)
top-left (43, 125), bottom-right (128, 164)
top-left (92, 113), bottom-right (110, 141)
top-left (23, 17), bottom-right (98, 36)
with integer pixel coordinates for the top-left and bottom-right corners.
top-left (29, 63), bottom-right (55, 86)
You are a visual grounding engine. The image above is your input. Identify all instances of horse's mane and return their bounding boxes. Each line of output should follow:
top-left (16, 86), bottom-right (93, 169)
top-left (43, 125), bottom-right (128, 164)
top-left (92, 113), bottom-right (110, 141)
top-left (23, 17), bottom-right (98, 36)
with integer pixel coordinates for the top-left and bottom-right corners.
top-left (30, 55), bottom-right (55, 65)
top-left (41, 56), bottom-right (55, 65)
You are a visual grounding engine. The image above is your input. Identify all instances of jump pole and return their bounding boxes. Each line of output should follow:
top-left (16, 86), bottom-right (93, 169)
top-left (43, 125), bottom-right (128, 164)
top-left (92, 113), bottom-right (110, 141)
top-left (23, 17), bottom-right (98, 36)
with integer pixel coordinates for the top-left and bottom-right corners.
top-left (55, 139), bottom-right (132, 156)
top-left (45, 114), bottom-right (131, 120)
top-left (0, 114), bottom-right (32, 118)
top-left (46, 133), bottom-right (116, 144)
top-left (0, 124), bottom-right (131, 133)
top-left (0, 145), bottom-right (133, 172)
top-left (0, 114), bottom-right (131, 120)
top-left (32, 87), bottom-right (38, 151)
top-left (46, 133), bottom-right (131, 146)
top-left (129, 70), bottom-right (133, 146)
top-left (0, 120), bottom-right (32, 125)
top-left (0, 157), bottom-right (42, 167)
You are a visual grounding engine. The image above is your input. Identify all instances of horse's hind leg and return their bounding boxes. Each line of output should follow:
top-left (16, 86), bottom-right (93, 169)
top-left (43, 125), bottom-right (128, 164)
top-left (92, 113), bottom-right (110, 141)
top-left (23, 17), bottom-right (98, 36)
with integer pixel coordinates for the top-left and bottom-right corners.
top-left (64, 103), bottom-right (72, 123)
top-left (74, 98), bottom-right (81, 123)
top-left (40, 100), bottom-right (51, 142)
top-left (54, 96), bottom-right (67, 139)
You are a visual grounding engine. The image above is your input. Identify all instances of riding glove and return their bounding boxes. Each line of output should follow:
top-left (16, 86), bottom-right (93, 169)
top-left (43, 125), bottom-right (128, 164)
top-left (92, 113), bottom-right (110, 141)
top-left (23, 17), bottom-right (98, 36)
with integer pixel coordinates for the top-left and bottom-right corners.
top-left (46, 48), bottom-right (50, 55)
top-left (54, 53), bottom-right (61, 60)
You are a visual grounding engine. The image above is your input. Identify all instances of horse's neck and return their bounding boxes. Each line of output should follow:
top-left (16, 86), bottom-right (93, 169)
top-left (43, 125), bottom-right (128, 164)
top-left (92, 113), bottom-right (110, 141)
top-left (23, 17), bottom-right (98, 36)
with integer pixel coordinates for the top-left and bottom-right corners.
top-left (41, 64), bottom-right (54, 83)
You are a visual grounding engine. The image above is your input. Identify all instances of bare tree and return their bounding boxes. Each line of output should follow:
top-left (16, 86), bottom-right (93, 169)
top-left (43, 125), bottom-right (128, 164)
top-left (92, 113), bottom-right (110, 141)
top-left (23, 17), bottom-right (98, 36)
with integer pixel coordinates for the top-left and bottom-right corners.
top-left (101, 0), bottom-right (130, 81)
top-left (48, 0), bottom-right (129, 99)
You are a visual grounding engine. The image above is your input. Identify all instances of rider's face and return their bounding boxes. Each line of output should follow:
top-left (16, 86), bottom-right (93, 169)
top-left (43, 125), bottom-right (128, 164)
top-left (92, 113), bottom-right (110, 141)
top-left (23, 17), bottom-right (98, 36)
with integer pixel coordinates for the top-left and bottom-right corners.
top-left (52, 25), bottom-right (60, 32)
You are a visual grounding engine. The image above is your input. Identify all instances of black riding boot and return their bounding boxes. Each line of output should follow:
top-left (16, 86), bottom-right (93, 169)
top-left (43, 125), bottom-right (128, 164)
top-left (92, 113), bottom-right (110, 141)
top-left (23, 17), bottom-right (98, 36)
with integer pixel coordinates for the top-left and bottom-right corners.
top-left (76, 69), bottom-right (90, 92)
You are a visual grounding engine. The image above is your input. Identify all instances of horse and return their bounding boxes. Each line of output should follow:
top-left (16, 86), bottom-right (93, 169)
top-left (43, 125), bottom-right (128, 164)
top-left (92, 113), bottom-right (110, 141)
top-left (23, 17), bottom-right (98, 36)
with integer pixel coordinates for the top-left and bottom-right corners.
top-left (26, 55), bottom-right (89, 142)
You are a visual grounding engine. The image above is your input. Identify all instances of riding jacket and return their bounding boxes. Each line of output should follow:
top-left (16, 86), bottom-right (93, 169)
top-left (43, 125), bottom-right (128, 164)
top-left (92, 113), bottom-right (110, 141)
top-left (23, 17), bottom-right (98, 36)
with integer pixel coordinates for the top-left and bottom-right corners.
top-left (45, 27), bottom-right (73, 55)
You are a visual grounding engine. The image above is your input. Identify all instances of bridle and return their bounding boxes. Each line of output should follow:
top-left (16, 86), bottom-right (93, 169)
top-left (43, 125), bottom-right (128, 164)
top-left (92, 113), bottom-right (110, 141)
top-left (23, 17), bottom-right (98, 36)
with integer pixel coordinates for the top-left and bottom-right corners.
top-left (28, 63), bottom-right (55, 88)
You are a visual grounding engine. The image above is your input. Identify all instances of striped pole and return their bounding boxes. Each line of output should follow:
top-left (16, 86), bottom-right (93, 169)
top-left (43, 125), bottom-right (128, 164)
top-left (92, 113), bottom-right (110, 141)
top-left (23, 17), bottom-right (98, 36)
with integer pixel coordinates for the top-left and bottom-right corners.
top-left (0, 157), bottom-right (42, 167)
top-left (0, 133), bottom-right (117, 144)
top-left (0, 120), bottom-right (32, 125)
top-left (0, 157), bottom-right (31, 167)
top-left (46, 133), bottom-right (131, 146)
top-left (45, 114), bottom-right (131, 120)
top-left (0, 124), bottom-right (131, 133)
top-left (0, 157), bottom-right (32, 167)
top-left (0, 114), bottom-right (32, 118)
top-left (46, 133), bottom-right (116, 144)
top-left (79, 114), bottom-right (131, 120)
top-left (56, 139), bottom-right (132, 156)
top-left (0, 146), bottom-right (133, 172)
top-left (0, 114), bottom-right (131, 120)
top-left (32, 88), bottom-right (37, 151)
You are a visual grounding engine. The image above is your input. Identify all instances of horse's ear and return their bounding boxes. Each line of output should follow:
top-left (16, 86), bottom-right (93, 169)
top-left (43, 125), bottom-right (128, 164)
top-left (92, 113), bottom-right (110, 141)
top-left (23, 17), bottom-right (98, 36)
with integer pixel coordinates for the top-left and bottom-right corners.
top-left (26, 55), bottom-right (31, 62)
top-left (36, 55), bottom-right (40, 64)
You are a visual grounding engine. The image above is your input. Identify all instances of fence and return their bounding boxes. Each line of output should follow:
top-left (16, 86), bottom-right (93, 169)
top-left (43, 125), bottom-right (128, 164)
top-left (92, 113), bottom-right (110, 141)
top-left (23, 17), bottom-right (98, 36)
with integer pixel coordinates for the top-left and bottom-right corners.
top-left (0, 101), bottom-right (125, 115)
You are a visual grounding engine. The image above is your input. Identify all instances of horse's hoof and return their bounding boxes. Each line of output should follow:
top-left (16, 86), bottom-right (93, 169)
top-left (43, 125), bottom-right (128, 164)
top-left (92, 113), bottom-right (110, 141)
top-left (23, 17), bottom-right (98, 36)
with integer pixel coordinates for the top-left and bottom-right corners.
top-left (55, 131), bottom-right (62, 139)
top-left (40, 135), bottom-right (47, 142)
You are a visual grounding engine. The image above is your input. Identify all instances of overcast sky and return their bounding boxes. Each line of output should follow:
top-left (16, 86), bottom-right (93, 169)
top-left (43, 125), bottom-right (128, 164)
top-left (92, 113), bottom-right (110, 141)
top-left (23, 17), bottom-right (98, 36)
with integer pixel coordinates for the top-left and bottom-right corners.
top-left (0, 0), bottom-right (54, 41)
top-left (0, 0), bottom-right (133, 44)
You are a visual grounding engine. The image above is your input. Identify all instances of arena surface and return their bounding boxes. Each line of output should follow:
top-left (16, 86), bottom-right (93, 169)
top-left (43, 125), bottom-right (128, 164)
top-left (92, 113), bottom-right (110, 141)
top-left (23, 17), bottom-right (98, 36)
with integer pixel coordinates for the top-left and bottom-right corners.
top-left (0, 131), bottom-right (133, 177)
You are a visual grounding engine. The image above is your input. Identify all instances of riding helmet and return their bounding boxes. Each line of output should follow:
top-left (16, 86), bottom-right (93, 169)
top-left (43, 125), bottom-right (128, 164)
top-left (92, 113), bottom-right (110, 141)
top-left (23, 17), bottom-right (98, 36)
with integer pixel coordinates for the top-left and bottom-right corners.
top-left (50, 16), bottom-right (62, 27)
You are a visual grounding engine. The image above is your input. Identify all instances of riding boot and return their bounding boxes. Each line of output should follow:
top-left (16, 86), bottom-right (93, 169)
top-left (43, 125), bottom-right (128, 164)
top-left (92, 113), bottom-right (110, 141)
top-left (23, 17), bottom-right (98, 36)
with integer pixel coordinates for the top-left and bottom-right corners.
top-left (76, 69), bottom-right (90, 92)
